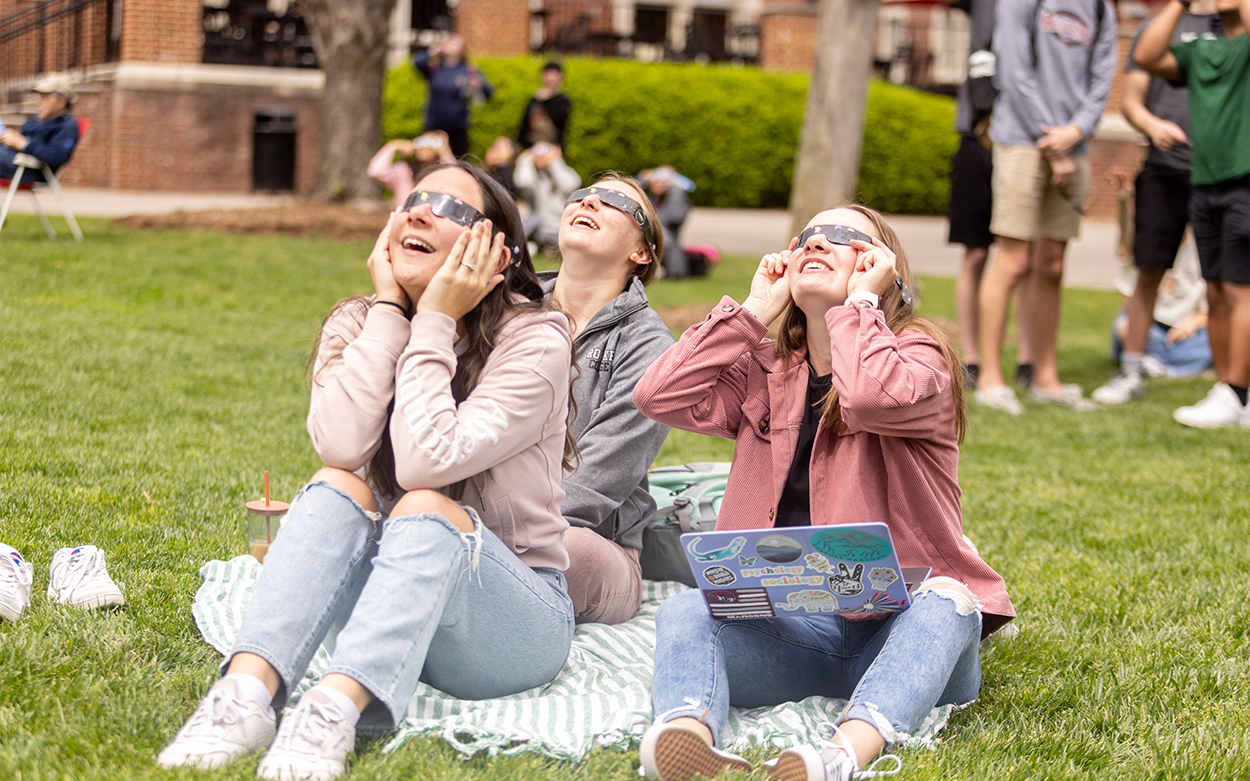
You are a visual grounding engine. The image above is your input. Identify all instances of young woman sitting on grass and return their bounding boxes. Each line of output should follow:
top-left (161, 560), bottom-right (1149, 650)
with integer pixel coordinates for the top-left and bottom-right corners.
top-left (541, 174), bottom-right (674, 625)
top-left (632, 204), bottom-right (1015, 781)
top-left (158, 162), bottom-right (577, 780)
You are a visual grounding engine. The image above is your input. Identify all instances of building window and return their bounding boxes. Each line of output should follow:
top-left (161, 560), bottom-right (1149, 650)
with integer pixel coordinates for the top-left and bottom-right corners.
top-left (688, 9), bottom-right (727, 60)
top-left (634, 5), bottom-right (669, 46)
top-left (412, 0), bottom-right (452, 32)
top-left (202, 0), bottom-right (317, 68)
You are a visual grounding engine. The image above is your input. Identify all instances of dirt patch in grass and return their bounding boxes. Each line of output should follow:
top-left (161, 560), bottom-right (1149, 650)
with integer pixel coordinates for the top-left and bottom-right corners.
top-left (114, 202), bottom-right (388, 242)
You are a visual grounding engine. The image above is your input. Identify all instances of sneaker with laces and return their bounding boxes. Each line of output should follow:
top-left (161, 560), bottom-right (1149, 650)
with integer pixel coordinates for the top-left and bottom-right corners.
top-left (157, 678), bottom-right (277, 769)
top-left (257, 688), bottom-right (356, 781)
top-left (1173, 382), bottom-right (1244, 429)
top-left (763, 724), bottom-right (902, 781)
top-left (1092, 372), bottom-right (1146, 405)
top-left (1029, 384), bottom-right (1096, 411)
top-left (47, 545), bottom-right (124, 608)
top-left (639, 721), bottom-right (752, 781)
top-left (975, 385), bottom-right (1023, 415)
top-left (0, 544), bottom-right (34, 621)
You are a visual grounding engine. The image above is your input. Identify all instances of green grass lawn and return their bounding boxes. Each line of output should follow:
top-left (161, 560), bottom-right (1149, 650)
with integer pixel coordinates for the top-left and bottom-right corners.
top-left (1, 215), bottom-right (1247, 779)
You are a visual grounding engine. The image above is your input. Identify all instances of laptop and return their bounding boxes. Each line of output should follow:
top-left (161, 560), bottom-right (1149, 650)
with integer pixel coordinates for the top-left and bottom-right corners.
top-left (680, 523), bottom-right (930, 620)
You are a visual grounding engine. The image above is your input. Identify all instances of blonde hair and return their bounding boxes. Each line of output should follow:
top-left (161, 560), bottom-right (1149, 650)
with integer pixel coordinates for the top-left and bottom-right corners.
top-left (587, 171), bottom-right (664, 285)
top-left (774, 203), bottom-right (967, 442)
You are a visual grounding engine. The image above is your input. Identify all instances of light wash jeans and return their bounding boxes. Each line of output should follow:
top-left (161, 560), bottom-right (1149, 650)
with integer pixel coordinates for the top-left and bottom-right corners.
top-left (227, 481), bottom-right (575, 733)
top-left (651, 586), bottom-right (982, 746)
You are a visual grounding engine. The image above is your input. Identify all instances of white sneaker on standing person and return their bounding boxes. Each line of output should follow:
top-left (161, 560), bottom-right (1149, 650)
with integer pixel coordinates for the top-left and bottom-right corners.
top-left (47, 545), bottom-right (124, 609)
top-left (0, 543), bottom-right (34, 621)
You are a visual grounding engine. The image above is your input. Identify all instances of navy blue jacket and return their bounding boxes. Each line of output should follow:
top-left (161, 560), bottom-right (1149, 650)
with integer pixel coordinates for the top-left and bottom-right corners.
top-left (2, 113), bottom-right (79, 183)
top-left (413, 52), bottom-right (493, 132)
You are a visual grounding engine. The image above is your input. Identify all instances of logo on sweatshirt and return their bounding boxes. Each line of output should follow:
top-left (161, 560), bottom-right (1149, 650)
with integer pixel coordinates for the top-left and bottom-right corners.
top-left (1041, 11), bottom-right (1093, 47)
top-left (584, 346), bottom-right (614, 372)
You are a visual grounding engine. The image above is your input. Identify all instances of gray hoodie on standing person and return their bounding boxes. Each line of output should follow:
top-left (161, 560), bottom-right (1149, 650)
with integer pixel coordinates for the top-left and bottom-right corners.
top-left (990, 0), bottom-right (1118, 155)
top-left (540, 272), bottom-right (674, 550)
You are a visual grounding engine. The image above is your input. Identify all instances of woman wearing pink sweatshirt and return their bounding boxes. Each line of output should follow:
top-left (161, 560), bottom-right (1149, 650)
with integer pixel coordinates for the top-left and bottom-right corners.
top-left (160, 162), bottom-right (576, 780)
top-left (633, 205), bottom-right (1014, 781)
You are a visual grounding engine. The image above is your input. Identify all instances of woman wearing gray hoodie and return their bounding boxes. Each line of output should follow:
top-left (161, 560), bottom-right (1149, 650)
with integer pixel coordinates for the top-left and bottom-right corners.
top-left (541, 174), bottom-right (675, 624)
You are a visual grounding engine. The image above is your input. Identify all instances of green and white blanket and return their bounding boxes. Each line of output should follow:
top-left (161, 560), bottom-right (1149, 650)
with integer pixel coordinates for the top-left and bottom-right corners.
top-left (192, 556), bottom-right (959, 761)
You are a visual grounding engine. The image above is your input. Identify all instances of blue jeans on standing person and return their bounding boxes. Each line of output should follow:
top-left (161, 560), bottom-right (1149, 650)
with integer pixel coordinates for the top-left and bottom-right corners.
top-left (650, 585), bottom-right (982, 746)
top-left (226, 480), bottom-right (575, 734)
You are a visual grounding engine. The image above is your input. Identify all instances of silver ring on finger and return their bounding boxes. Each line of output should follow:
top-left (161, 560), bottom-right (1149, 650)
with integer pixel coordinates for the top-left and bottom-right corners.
top-left (461, 263), bottom-right (476, 270)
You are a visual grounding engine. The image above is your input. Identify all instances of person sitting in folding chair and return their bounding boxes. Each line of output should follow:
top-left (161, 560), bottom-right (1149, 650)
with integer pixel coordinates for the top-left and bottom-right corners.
top-left (0, 75), bottom-right (80, 185)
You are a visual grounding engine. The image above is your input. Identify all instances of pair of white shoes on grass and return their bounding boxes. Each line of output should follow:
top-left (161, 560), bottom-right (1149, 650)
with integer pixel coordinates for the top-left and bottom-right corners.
top-left (0, 543), bottom-right (125, 621)
top-left (639, 720), bottom-right (902, 781)
top-left (158, 677), bottom-right (357, 780)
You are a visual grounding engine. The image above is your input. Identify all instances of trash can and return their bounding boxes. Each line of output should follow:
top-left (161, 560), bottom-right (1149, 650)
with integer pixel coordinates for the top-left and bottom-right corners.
top-left (253, 108), bottom-right (297, 192)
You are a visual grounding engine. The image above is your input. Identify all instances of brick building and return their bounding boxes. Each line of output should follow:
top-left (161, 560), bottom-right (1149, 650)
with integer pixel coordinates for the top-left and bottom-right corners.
top-left (0, 0), bottom-right (1170, 214)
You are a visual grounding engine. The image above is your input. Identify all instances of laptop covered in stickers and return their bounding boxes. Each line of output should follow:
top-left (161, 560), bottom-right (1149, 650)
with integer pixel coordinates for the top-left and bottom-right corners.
top-left (679, 523), bottom-right (931, 620)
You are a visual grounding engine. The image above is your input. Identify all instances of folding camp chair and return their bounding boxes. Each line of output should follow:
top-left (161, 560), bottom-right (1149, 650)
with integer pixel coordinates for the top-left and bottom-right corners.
top-left (0, 116), bottom-right (88, 241)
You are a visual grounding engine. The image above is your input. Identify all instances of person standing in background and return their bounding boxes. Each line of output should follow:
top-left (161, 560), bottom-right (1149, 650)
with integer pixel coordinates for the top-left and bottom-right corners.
top-left (518, 61), bottom-right (572, 152)
top-left (1092, 1), bottom-right (1222, 405)
top-left (413, 34), bottom-right (493, 159)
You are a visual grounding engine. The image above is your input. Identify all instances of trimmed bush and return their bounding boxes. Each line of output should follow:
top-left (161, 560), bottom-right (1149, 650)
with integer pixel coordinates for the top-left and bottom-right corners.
top-left (384, 57), bottom-right (956, 214)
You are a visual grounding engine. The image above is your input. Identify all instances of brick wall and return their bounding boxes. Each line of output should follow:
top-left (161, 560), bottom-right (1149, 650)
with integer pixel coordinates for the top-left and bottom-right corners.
top-left (458, 0), bottom-right (530, 56)
top-left (759, 5), bottom-right (819, 74)
top-left (120, 0), bottom-right (201, 64)
top-left (0, 0), bottom-right (112, 88)
top-left (60, 74), bottom-right (321, 194)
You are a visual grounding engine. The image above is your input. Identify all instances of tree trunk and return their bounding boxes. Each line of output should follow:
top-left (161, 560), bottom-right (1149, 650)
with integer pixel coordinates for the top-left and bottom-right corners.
top-left (304, 0), bottom-right (397, 201)
top-left (788, 0), bottom-right (881, 237)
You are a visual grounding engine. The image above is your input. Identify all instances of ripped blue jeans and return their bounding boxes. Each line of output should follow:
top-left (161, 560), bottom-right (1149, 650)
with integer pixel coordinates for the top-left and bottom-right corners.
top-left (227, 481), bottom-right (574, 733)
top-left (651, 580), bottom-right (982, 746)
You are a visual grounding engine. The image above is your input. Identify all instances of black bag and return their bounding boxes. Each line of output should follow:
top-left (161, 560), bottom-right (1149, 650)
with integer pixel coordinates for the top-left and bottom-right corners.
top-left (641, 464), bottom-right (729, 587)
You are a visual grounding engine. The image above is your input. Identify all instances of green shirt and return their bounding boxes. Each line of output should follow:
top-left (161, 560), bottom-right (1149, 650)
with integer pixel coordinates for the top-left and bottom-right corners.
top-left (1172, 33), bottom-right (1250, 186)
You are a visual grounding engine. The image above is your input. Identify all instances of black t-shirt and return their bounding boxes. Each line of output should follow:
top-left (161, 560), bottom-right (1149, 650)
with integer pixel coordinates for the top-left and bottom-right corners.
top-left (774, 366), bottom-right (833, 528)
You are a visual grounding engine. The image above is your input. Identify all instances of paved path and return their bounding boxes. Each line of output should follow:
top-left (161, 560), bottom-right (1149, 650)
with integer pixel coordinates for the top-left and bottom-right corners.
top-left (10, 187), bottom-right (1122, 290)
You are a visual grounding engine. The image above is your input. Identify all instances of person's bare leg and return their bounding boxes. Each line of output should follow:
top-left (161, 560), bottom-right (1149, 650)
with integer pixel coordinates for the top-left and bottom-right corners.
top-left (978, 237), bottom-right (1031, 389)
top-left (1206, 280), bottom-right (1231, 382)
top-left (1015, 249), bottom-right (1034, 368)
top-left (956, 246), bottom-right (989, 365)
top-left (1124, 271), bottom-right (1165, 358)
top-left (1224, 282), bottom-right (1250, 389)
top-left (830, 720), bottom-right (888, 770)
top-left (1028, 238), bottom-right (1068, 394)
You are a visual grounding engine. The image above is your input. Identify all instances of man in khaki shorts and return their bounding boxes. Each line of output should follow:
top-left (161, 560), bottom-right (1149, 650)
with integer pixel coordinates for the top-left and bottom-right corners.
top-left (975, 0), bottom-right (1117, 414)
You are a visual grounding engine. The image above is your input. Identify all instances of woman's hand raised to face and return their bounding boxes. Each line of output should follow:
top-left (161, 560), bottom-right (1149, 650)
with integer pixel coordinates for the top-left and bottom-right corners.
top-left (846, 238), bottom-right (898, 300)
top-left (369, 211), bottom-right (411, 313)
top-left (741, 240), bottom-right (796, 327)
top-left (415, 221), bottom-right (508, 321)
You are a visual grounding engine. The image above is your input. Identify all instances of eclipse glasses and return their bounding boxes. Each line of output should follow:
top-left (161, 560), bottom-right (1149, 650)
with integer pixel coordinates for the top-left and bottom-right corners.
top-left (794, 224), bottom-right (912, 306)
top-left (401, 189), bottom-right (523, 263)
top-left (565, 187), bottom-right (657, 257)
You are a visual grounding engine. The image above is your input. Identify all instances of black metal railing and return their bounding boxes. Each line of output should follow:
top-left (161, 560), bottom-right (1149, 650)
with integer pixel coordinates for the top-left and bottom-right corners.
top-left (0, 0), bottom-right (115, 98)
top-left (202, 0), bottom-right (317, 69)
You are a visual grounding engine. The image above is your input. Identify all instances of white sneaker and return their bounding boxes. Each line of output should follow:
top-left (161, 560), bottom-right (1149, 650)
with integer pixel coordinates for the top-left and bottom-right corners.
top-left (1173, 383), bottom-right (1243, 429)
top-left (1029, 384), bottom-right (1096, 411)
top-left (257, 688), bottom-right (356, 781)
top-left (0, 544), bottom-right (34, 621)
top-left (639, 721), bottom-right (752, 780)
top-left (763, 724), bottom-right (901, 781)
top-left (975, 385), bottom-right (1023, 415)
top-left (47, 545), bottom-right (124, 608)
top-left (1092, 372), bottom-right (1146, 405)
top-left (157, 678), bottom-right (277, 769)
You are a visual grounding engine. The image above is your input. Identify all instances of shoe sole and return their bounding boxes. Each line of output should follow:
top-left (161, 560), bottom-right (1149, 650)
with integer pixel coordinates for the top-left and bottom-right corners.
top-left (763, 746), bottom-right (823, 781)
top-left (642, 727), bottom-right (751, 781)
top-left (1173, 412), bottom-right (1240, 429)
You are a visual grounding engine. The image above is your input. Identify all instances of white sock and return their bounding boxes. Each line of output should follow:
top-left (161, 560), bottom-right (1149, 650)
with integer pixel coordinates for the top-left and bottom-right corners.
top-left (1122, 352), bottom-right (1144, 378)
top-left (311, 684), bottom-right (361, 727)
top-left (223, 673), bottom-right (274, 711)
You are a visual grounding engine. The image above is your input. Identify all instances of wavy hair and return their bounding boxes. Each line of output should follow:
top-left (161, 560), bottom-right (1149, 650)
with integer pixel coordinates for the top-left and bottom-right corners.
top-left (773, 203), bottom-right (967, 443)
top-left (312, 161), bottom-right (577, 499)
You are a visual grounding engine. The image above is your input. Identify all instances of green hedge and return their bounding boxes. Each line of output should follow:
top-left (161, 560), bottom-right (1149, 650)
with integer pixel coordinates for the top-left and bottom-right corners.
top-left (383, 57), bottom-right (957, 214)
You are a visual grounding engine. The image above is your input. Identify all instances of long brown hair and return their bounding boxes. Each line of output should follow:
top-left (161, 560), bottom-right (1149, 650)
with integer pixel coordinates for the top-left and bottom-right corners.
top-left (312, 161), bottom-right (577, 499)
top-left (773, 203), bottom-right (967, 443)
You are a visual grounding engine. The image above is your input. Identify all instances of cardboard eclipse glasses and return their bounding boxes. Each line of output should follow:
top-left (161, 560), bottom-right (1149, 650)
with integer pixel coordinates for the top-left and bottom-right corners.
top-left (400, 190), bottom-right (523, 263)
top-left (794, 224), bottom-right (912, 305)
top-left (565, 187), bottom-right (658, 256)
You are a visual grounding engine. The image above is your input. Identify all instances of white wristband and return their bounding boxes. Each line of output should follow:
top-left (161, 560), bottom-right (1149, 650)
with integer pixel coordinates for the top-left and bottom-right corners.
top-left (847, 291), bottom-right (879, 309)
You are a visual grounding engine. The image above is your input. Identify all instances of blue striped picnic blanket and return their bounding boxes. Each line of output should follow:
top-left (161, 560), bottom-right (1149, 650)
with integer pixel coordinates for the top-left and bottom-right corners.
top-left (192, 556), bottom-right (959, 761)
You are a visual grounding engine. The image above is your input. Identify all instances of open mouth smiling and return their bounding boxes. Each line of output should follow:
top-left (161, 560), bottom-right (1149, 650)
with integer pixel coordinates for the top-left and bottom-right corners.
top-left (400, 235), bottom-right (434, 253)
top-left (571, 214), bottom-right (600, 231)
top-left (798, 258), bottom-right (833, 272)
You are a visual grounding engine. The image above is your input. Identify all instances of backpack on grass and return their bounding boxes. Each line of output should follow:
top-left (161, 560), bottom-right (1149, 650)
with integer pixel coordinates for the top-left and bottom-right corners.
top-left (641, 463), bottom-right (731, 587)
